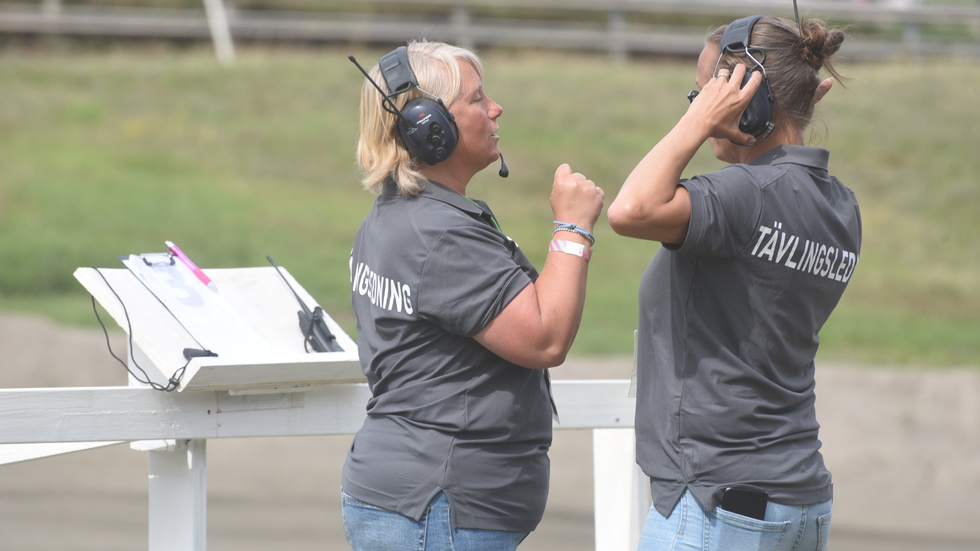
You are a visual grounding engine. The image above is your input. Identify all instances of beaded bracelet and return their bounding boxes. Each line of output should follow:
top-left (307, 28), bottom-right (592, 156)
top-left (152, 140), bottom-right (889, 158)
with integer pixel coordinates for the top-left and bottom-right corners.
top-left (549, 238), bottom-right (591, 262)
top-left (552, 221), bottom-right (596, 246)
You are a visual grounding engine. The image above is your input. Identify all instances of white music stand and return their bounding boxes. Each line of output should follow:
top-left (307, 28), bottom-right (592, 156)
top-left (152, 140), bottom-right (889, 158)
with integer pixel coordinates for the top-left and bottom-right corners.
top-left (74, 264), bottom-right (362, 393)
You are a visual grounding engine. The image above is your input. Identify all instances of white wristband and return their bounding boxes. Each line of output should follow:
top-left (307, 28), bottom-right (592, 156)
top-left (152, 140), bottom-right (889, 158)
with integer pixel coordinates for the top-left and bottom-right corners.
top-left (549, 238), bottom-right (591, 262)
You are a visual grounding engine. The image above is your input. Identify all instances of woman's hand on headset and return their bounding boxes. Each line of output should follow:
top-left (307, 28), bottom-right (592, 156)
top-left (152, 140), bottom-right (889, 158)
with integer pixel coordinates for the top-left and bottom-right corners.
top-left (686, 63), bottom-right (763, 145)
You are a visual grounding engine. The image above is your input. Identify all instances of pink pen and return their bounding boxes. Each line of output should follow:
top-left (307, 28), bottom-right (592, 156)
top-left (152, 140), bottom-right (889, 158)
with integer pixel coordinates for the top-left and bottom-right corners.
top-left (165, 240), bottom-right (217, 291)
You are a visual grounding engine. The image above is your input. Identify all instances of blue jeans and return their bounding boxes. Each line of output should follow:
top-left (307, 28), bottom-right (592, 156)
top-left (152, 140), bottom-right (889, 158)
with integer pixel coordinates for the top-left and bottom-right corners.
top-left (341, 489), bottom-right (529, 551)
top-left (638, 489), bottom-right (832, 551)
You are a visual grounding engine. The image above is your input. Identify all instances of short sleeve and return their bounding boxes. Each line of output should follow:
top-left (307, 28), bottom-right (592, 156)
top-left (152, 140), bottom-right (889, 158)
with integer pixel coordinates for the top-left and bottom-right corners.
top-left (677, 167), bottom-right (764, 258)
top-left (417, 224), bottom-right (532, 337)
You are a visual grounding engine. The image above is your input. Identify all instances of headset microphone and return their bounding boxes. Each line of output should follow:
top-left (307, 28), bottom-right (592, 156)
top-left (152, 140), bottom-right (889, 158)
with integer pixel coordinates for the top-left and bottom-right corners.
top-left (498, 152), bottom-right (509, 178)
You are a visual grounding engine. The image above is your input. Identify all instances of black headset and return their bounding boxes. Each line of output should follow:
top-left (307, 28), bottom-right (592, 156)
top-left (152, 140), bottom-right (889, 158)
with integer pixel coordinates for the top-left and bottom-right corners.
top-left (349, 46), bottom-right (458, 165)
top-left (719, 15), bottom-right (776, 140)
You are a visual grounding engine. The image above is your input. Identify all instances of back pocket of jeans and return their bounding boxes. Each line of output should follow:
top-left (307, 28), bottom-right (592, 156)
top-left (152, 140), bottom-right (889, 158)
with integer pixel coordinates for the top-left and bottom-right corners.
top-left (816, 512), bottom-right (832, 551)
top-left (713, 508), bottom-right (790, 551)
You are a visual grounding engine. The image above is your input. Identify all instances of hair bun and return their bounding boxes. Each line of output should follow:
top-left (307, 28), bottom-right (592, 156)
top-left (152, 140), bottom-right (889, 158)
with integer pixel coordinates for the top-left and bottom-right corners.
top-left (799, 19), bottom-right (845, 69)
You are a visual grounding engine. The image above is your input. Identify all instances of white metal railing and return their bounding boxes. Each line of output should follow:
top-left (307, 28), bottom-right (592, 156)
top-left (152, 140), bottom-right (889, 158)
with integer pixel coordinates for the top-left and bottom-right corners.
top-left (0, 375), bottom-right (645, 550)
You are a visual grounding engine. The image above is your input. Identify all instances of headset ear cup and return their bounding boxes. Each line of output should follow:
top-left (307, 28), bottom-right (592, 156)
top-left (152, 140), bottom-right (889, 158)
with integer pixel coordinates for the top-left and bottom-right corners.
top-left (397, 97), bottom-right (458, 165)
top-left (721, 15), bottom-right (774, 139)
top-left (739, 68), bottom-right (774, 136)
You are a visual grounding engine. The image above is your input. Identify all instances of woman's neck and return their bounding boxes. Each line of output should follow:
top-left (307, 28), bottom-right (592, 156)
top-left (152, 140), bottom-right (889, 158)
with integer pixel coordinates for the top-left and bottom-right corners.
top-left (733, 124), bottom-right (802, 164)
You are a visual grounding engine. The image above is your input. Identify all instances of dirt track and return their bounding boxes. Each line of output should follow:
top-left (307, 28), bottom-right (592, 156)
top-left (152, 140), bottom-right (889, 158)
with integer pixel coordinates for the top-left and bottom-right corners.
top-left (1, 313), bottom-right (978, 550)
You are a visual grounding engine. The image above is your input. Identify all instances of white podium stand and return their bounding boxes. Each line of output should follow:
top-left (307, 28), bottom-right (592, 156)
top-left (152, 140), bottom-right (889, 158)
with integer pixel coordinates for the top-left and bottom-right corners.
top-left (73, 262), bottom-right (363, 550)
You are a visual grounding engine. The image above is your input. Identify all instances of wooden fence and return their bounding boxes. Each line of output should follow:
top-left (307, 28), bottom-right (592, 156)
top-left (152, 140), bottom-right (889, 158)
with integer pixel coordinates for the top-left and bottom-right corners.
top-left (1, 0), bottom-right (979, 63)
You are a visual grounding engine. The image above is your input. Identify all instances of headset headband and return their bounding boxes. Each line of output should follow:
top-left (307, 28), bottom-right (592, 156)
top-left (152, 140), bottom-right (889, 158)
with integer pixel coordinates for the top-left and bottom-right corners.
top-left (379, 46), bottom-right (417, 95)
top-left (721, 15), bottom-right (765, 53)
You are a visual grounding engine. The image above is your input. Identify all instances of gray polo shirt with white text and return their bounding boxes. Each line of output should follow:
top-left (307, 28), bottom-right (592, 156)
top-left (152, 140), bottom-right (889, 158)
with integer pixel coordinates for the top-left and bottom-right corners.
top-left (635, 145), bottom-right (862, 516)
top-left (345, 179), bottom-right (553, 532)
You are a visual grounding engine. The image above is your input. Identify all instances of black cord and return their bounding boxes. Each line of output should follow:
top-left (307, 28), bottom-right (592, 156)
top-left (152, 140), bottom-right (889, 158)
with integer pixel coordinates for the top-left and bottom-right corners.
top-left (302, 308), bottom-right (330, 353)
top-left (89, 267), bottom-right (190, 392)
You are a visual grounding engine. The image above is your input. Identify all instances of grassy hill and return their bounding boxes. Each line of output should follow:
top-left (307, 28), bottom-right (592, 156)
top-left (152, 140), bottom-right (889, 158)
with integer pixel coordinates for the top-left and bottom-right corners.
top-left (1, 46), bottom-right (977, 366)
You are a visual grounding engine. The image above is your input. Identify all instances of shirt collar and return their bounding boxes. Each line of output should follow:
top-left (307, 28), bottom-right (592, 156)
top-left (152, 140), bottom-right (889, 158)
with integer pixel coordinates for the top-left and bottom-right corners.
top-left (382, 178), bottom-right (491, 220)
top-left (749, 144), bottom-right (830, 171)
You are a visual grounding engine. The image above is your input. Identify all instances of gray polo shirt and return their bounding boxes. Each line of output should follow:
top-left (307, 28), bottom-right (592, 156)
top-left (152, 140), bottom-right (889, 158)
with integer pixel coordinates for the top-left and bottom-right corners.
top-left (635, 145), bottom-right (862, 516)
top-left (344, 179), bottom-right (553, 532)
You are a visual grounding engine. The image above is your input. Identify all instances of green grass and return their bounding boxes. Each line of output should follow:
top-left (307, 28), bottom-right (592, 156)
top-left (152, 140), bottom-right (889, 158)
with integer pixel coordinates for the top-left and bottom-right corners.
top-left (1, 46), bottom-right (977, 367)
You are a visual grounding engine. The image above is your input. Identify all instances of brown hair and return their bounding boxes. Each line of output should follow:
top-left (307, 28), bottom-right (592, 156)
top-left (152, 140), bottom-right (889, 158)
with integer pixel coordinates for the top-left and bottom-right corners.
top-left (709, 17), bottom-right (846, 132)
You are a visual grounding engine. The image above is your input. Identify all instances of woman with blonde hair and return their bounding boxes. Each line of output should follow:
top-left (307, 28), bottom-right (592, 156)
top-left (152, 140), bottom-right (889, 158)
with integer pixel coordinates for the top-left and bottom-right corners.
top-left (343, 40), bottom-right (604, 550)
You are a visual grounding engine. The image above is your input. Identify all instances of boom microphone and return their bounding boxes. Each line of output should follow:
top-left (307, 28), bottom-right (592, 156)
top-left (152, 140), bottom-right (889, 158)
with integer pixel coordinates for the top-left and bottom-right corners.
top-left (498, 152), bottom-right (509, 178)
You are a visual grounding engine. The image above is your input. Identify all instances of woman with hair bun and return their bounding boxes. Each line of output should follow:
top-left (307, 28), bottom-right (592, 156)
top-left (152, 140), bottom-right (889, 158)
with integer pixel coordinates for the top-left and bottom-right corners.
top-left (609, 15), bottom-right (860, 551)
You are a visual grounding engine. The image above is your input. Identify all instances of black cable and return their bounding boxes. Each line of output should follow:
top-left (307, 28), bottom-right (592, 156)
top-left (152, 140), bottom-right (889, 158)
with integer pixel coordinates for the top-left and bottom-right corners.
top-left (89, 267), bottom-right (191, 392)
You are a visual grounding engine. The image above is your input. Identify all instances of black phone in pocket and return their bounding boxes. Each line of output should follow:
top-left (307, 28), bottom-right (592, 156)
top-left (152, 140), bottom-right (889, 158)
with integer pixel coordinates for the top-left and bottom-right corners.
top-left (722, 486), bottom-right (769, 520)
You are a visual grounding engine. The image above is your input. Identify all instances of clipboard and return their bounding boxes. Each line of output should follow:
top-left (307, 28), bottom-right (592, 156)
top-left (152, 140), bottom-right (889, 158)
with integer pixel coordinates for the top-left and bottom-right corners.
top-left (120, 253), bottom-right (266, 359)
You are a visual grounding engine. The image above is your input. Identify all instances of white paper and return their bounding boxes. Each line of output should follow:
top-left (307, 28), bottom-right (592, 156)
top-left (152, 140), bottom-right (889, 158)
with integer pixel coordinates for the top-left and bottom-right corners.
top-left (121, 254), bottom-right (268, 361)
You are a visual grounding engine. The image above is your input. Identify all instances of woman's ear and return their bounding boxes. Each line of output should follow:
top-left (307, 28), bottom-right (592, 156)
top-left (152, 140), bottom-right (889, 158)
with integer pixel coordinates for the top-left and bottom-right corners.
top-left (814, 78), bottom-right (834, 104)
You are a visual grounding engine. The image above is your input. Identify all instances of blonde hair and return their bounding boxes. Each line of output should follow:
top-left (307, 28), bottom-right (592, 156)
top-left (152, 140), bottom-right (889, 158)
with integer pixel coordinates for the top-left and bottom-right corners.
top-left (356, 40), bottom-right (484, 196)
top-left (709, 17), bottom-right (846, 133)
